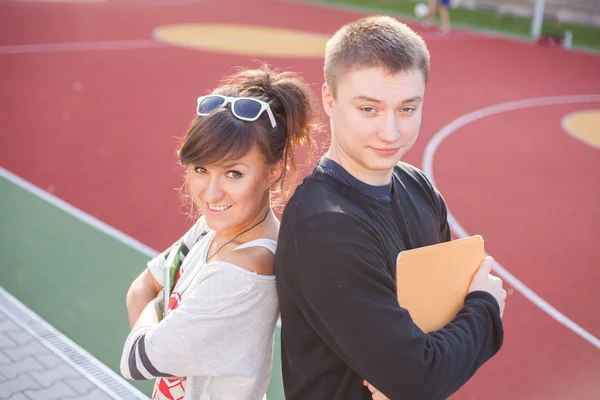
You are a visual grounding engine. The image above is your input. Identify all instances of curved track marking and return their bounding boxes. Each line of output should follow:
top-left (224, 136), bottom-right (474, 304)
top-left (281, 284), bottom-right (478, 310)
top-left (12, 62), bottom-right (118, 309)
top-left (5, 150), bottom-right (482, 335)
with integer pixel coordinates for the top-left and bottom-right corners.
top-left (423, 94), bottom-right (600, 349)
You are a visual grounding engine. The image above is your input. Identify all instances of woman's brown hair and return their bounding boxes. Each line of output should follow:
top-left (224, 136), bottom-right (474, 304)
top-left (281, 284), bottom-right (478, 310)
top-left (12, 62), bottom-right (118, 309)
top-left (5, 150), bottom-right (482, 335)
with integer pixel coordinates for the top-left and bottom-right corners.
top-left (178, 65), bottom-right (317, 212)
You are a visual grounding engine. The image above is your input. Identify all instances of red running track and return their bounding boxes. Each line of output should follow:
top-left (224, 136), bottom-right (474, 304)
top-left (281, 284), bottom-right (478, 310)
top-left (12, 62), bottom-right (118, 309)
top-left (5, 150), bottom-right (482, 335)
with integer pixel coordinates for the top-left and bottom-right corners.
top-left (1, 0), bottom-right (599, 398)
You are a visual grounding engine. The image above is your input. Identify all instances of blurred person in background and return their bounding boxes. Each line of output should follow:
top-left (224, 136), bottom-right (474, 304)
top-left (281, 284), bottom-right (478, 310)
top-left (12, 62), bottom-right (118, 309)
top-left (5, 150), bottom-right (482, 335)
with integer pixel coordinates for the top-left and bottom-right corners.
top-left (425, 0), bottom-right (452, 34)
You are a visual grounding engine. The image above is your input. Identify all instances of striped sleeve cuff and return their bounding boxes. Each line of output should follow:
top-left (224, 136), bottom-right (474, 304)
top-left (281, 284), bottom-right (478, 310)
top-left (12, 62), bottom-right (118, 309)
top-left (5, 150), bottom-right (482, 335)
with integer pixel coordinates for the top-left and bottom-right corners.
top-left (120, 327), bottom-right (175, 380)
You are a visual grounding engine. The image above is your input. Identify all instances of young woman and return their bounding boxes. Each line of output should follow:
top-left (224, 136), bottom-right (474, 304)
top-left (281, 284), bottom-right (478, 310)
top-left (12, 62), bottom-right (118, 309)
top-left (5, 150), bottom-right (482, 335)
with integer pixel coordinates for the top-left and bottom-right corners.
top-left (120, 66), bottom-right (315, 400)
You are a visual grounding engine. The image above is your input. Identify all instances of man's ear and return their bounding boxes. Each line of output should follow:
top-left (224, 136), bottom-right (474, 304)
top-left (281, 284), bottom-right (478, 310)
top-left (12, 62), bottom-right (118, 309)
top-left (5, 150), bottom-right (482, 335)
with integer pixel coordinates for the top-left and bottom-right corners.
top-left (322, 83), bottom-right (335, 118)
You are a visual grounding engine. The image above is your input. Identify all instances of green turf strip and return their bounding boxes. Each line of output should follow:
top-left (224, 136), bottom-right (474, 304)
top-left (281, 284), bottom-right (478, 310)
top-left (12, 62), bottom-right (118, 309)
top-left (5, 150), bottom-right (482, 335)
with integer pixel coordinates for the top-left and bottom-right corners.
top-left (0, 175), bottom-right (285, 399)
top-left (306, 0), bottom-right (600, 51)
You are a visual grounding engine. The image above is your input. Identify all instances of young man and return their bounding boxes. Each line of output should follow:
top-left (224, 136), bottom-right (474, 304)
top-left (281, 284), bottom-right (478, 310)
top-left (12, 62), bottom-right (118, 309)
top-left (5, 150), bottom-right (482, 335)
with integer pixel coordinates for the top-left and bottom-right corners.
top-left (274, 16), bottom-right (506, 400)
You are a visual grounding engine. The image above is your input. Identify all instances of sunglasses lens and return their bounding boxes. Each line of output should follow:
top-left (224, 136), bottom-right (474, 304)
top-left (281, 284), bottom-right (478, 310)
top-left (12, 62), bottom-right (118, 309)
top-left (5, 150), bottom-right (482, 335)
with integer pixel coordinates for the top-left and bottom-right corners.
top-left (198, 96), bottom-right (226, 114)
top-left (233, 99), bottom-right (262, 120)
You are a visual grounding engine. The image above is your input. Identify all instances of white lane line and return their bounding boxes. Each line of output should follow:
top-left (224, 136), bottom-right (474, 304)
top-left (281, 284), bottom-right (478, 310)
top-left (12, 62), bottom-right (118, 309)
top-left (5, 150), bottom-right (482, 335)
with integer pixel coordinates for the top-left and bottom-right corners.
top-left (423, 94), bottom-right (600, 349)
top-left (0, 39), bottom-right (164, 54)
top-left (0, 167), bottom-right (158, 257)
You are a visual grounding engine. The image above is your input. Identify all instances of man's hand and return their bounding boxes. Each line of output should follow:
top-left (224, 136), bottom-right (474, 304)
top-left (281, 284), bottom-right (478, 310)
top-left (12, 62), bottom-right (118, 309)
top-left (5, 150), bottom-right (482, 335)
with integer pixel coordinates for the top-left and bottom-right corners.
top-left (363, 380), bottom-right (389, 400)
top-left (468, 256), bottom-right (506, 317)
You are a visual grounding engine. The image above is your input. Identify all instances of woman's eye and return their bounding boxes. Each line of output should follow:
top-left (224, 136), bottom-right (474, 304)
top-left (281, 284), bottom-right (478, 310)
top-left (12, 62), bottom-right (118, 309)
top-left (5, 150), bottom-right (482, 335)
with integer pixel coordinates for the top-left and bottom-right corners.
top-left (226, 170), bottom-right (243, 179)
top-left (194, 166), bottom-right (207, 174)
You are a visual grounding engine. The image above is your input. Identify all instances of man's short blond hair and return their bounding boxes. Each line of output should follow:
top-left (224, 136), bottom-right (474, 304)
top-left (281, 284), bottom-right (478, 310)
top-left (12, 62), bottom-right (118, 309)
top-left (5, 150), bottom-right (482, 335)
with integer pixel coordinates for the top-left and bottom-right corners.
top-left (324, 16), bottom-right (430, 97)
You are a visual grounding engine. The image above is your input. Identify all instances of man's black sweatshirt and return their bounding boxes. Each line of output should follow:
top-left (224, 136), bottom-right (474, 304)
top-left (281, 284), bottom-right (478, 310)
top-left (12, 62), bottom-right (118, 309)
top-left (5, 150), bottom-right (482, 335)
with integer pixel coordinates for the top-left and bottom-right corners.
top-left (274, 162), bottom-right (504, 400)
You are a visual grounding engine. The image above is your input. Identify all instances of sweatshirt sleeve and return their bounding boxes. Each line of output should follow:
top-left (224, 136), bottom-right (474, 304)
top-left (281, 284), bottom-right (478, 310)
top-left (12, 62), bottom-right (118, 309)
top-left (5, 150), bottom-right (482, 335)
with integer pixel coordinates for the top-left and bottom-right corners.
top-left (435, 188), bottom-right (452, 242)
top-left (284, 213), bottom-right (503, 400)
top-left (405, 165), bottom-right (451, 242)
top-left (120, 265), bottom-right (265, 380)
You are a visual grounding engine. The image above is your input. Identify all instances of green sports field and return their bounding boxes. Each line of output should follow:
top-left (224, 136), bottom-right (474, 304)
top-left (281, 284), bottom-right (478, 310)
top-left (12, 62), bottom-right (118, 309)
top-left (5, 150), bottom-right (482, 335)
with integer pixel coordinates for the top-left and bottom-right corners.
top-left (312, 0), bottom-right (600, 51)
top-left (0, 173), bottom-right (285, 398)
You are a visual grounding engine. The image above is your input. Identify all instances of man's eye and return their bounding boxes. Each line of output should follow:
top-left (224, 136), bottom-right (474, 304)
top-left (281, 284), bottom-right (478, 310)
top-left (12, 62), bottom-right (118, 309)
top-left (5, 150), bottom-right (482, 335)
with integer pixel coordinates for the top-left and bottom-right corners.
top-left (361, 107), bottom-right (376, 114)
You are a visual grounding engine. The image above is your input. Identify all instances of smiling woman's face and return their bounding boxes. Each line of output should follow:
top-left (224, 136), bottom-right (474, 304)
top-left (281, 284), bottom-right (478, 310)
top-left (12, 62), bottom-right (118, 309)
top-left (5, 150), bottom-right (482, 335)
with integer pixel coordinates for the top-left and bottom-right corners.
top-left (186, 144), bottom-right (279, 236)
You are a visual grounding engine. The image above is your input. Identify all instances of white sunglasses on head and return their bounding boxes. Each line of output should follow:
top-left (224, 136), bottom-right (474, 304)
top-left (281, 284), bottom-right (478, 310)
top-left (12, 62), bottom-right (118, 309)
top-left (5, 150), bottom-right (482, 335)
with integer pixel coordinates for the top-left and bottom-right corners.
top-left (196, 95), bottom-right (277, 128)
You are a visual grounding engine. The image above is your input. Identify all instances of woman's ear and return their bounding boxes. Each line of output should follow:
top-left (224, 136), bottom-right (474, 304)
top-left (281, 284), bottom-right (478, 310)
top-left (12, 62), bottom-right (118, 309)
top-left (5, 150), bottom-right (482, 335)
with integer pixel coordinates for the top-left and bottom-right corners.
top-left (268, 160), bottom-right (285, 189)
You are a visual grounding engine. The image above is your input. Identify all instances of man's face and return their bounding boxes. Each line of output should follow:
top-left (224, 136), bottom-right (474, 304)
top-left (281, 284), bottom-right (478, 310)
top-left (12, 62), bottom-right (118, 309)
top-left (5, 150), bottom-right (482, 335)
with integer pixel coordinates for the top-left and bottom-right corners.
top-left (322, 67), bottom-right (426, 184)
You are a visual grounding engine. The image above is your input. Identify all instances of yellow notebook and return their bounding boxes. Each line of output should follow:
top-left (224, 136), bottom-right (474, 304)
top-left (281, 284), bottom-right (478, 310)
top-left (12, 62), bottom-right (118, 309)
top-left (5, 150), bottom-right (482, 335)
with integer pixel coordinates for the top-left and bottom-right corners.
top-left (395, 235), bottom-right (485, 333)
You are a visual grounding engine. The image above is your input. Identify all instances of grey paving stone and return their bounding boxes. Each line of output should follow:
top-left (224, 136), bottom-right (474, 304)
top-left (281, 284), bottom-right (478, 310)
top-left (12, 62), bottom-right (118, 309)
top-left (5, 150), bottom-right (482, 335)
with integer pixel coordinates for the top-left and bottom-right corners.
top-left (30, 363), bottom-right (82, 387)
top-left (0, 299), bottom-right (147, 400)
top-left (0, 374), bottom-right (41, 397)
top-left (0, 350), bottom-right (13, 364)
top-left (4, 393), bottom-right (29, 400)
top-left (0, 318), bottom-right (21, 334)
top-left (24, 381), bottom-right (78, 400)
top-left (7, 330), bottom-right (34, 346)
top-left (34, 353), bottom-right (62, 369)
top-left (75, 388), bottom-right (115, 400)
top-left (0, 356), bottom-right (45, 379)
top-left (64, 376), bottom-right (95, 395)
top-left (0, 332), bottom-right (17, 349)
top-left (4, 340), bottom-right (48, 362)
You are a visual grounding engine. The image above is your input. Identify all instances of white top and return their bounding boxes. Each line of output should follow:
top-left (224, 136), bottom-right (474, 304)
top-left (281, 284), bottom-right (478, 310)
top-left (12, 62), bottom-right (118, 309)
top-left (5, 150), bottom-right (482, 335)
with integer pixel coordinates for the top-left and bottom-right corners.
top-left (120, 217), bottom-right (279, 400)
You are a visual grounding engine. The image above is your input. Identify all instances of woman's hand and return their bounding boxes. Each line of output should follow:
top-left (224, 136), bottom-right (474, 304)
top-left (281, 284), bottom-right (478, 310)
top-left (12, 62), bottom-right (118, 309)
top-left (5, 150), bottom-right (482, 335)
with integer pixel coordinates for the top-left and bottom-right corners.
top-left (363, 380), bottom-right (390, 400)
top-left (126, 269), bottom-right (163, 328)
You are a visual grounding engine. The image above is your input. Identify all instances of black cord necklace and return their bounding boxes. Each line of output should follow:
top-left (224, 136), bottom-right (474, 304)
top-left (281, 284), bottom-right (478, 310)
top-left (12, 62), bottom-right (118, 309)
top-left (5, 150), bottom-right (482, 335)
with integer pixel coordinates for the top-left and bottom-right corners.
top-left (178, 207), bottom-right (271, 297)
top-left (205, 207), bottom-right (271, 263)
